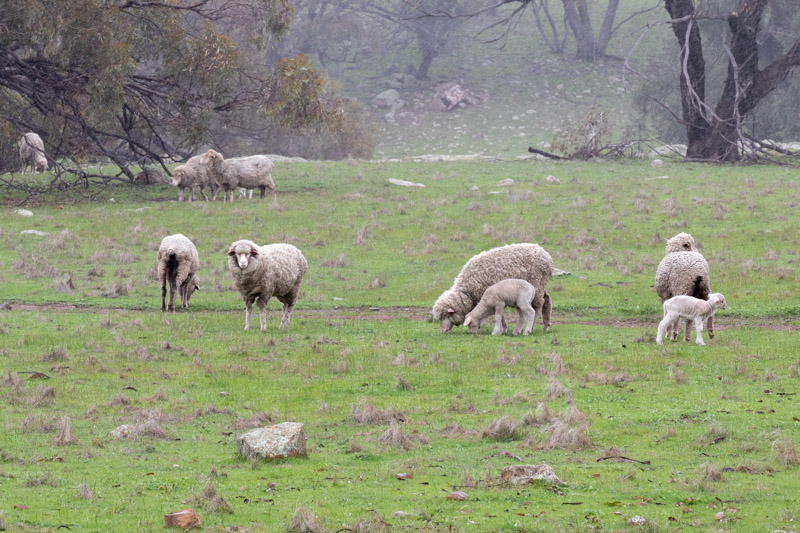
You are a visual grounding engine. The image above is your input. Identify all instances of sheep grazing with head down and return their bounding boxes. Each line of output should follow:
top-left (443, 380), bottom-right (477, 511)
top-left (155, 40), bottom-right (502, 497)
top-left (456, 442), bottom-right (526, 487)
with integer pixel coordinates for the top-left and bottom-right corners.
top-left (654, 232), bottom-right (713, 341)
top-left (464, 279), bottom-right (536, 336)
top-left (157, 234), bottom-right (200, 312)
top-left (171, 155), bottom-right (215, 202)
top-left (657, 293), bottom-right (727, 346)
top-left (19, 132), bottom-right (48, 174)
top-left (202, 150), bottom-right (276, 204)
top-left (227, 239), bottom-right (307, 332)
top-left (432, 243), bottom-right (553, 333)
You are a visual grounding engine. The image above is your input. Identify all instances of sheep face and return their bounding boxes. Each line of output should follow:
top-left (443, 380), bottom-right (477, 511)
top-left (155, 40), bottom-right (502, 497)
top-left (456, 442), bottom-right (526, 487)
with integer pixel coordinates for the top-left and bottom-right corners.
top-left (228, 243), bottom-right (259, 270)
top-left (439, 308), bottom-right (464, 333)
top-left (171, 168), bottom-right (185, 187)
top-left (709, 293), bottom-right (727, 310)
top-left (200, 149), bottom-right (223, 167)
top-left (34, 158), bottom-right (48, 172)
top-left (665, 232), bottom-right (697, 254)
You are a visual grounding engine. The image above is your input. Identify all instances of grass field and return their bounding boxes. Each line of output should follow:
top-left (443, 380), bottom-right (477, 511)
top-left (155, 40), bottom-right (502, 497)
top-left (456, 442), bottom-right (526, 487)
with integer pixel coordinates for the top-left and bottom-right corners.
top-left (1, 159), bottom-right (800, 532)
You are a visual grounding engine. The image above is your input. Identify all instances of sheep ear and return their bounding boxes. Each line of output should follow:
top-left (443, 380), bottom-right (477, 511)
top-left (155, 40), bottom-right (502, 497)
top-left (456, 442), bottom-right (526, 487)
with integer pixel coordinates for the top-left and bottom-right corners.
top-left (250, 248), bottom-right (259, 256)
top-left (227, 249), bottom-right (236, 256)
top-left (464, 316), bottom-right (472, 326)
top-left (447, 307), bottom-right (454, 314)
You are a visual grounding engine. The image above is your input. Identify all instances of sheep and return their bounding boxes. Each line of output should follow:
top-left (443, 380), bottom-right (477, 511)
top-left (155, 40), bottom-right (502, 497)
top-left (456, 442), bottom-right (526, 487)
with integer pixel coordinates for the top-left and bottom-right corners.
top-left (432, 243), bottom-right (553, 333)
top-left (157, 234), bottom-right (200, 312)
top-left (654, 232), bottom-right (713, 342)
top-left (227, 239), bottom-right (307, 332)
top-left (19, 132), bottom-right (48, 174)
top-left (201, 150), bottom-right (276, 204)
top-left (656, 293), bottom-right (727, 346)
top-left (171, 155), bottom-right (216, 202)
top-left (464, 279), bottom-right (536, 336)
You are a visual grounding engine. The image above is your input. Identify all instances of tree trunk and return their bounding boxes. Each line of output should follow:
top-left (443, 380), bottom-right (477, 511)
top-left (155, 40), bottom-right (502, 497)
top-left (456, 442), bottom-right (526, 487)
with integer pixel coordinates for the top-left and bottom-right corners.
top-left (563, 0), bottom-right (596, 61)
top-left (595, 0), bottom-right (620, 55)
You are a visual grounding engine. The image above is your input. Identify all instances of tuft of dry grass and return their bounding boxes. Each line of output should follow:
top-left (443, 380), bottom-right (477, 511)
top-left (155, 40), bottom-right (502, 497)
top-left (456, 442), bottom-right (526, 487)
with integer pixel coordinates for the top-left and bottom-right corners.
top-left (702, 462), bottom-right (723, 482)
top-left (546, 377), bottom-right (570, 400)
top-left (20, 413), bottom-right (55, 433)
top-left (193, 481), bottom-right (233, 514)
top-left (497, 353), bottom-right (522, 365)
top-left (522, 403), bottom-right (555, 427)
top-left (289, 508), bottom-right (330, 533)
top-left (109, 393), bottom-right (130, 407)
top-left (78, 480), bottom-right (94, 500)
top-left (235, 411), bottom-right (275, 430)
top-left (351, 397), bottom-right (406, 425)
top-left (482, 415), bottom-right (521, 441)
top-left (346, 516), bottom-right (391, 533)
top-left (538, 405), bottom-right (592, 451)
top-left (53, 416), bottom-right (78, 445)
top-left (378, 420), bottom-right (414, 450)
top-left (32, 385), bottom-right (55, 407)
top-left (669, 365), bottom-right (687, 384)
top-left (23, 472), bottom-right (58, 488)
top-left (771, 438), bottom-right (799, 467)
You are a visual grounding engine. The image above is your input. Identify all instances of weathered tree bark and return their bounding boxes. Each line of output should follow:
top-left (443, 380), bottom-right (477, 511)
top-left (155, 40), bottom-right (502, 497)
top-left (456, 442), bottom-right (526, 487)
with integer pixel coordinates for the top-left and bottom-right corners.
top-left (563, 0), bottom-right (596, 61)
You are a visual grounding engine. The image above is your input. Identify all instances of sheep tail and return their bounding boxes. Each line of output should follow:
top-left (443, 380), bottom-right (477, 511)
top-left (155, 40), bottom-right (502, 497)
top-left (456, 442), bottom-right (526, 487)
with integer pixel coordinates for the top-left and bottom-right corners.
top-left (166, 253), bottom-right (179, 289)
top-left (692, 275), bottom-right (710, 300)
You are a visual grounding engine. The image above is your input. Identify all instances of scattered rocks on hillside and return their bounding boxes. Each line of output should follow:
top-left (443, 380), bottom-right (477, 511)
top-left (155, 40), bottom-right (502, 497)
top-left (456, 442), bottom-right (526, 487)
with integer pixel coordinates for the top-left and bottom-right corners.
top-left (236, 422), bottom-right (306, 461)
top-left (500, 464), bottom-right (562, 484)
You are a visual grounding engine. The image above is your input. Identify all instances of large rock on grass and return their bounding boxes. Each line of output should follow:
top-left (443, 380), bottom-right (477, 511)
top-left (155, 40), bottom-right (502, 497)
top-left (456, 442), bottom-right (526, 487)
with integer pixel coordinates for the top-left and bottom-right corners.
top-left (236, 422), bottom-right (306, 461)
top-left (500, 464), bottom-right (561, 484)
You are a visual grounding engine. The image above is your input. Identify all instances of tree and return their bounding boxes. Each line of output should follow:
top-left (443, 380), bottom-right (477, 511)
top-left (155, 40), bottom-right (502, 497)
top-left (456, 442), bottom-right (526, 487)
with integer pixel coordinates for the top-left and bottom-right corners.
top-left (664, 0), bottom-right (800, 160)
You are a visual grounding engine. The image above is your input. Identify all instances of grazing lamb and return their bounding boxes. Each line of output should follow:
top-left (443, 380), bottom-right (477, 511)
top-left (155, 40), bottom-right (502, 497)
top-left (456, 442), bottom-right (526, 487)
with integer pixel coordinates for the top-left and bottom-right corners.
top-left (432, 243), bottom-right (553, 333)
top-left (464, 279), bottom-right (536, 336)
top-left (655, 232), bottom-right (713, 342)
top-left (227, 239), bottom-right (307, 331)
top-left (19, 132), bottom-right (48, 174)
top-left (157, 234), bottom-right (200, 312)
top-left (656, 293), bottom-right (727, 346)
top-left (201, 150), bottom-right (276, 204)
top-left (171, 155), bottom-right (215, 201)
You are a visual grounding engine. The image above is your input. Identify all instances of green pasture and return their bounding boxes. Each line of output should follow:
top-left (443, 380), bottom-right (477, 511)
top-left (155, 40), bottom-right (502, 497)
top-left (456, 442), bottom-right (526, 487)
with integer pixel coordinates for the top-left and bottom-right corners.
top-left (1, 159), bottom-right (799, 532)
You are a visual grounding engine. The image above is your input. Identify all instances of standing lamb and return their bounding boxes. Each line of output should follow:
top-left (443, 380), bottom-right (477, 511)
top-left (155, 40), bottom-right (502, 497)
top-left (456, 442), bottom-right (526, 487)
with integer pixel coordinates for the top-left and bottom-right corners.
top-left (656, 293), bottom-right (727, 346)
top-left (227, 239), bottom-right (307, 332)
top-left (19, 132), bottom-right (48, 174)
top-left (201, 150), bottom-right (276, 204)
top-left (464, 279), bottom-right (536, 336)
top-left (157, 234), bottom-right (200, 312)
top-left (654, 232), bottom-right (713, 342)
top-left (432, 243), bottom-right (553, 333)
top-left (171, 154), bottom-right (216, 201)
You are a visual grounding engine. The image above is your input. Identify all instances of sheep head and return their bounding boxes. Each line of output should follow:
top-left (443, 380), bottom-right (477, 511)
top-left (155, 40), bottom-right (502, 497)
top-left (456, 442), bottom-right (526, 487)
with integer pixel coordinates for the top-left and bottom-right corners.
top-left (201, 149), bottom-right (223, 167)
top-left (34, 158), bottom-right (48, 172)
top-left (709, 293), bottom-right (727, 310)
top-left (228, 241), bottom-right (259, 270)
top-left (664, 232), bottom-right (697, 254)
top-left (171, 167), bottom-right (186, 187)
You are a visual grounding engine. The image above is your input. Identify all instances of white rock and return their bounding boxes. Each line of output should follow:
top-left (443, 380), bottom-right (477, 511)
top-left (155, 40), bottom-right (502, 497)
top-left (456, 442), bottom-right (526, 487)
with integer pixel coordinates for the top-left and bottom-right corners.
top-left (110, 424), bottom-right (132, 439)
top-left (545, 175), bottom-right (560, 184)
top-left (388, 178), bottom-right (425, 188)
top-left (627, 516), bottom-right (647, 526)
top-left (496, 178), bottom-right (515, 186)
top-left (14, 209), bottom-right (33, 217)
top-left (21, 230), bottom-right (48, 236)
top-left (651, 159), bottom-right (663, 168)
top-left (500, 464), bottom-right (561, 484)
top-left (236, 422), bottom-right (306, 461)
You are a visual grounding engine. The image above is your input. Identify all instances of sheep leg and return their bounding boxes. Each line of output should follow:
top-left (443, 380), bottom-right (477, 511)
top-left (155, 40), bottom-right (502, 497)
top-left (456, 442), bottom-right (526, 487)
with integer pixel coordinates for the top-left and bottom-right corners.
top-left (693, 317), bottom-right (705, 346)
top-left (167, 279), bottom-right (177, 312)
top-left (257, 296), bottom-right (268, 332)
top-left (244, 297), bottom-right (254, 330)
top-left (278, 291), bottom-right (298, 330)
top-left (491, 306), bottom-right (505, 335)
top-left (518, 301), bottom-right (535, 336)
top-left (656, 313), bottom-right (677, 345)
top-left (683, 319), bottom-right (692, 342)
top-left (669, 319), bottom-right (680, 341)
top-left (161, 279), bottom-right (167, 312)
top-left (259, 185), bottom-right (266, 199)
top-left (200, 187), bottom-right (210, 202)
top-left (540, 291), bottom-right (551, 332)
top-left (178, 187), bottom-right (185, 202)
top-left (707, 316), bottom-right (714, 338)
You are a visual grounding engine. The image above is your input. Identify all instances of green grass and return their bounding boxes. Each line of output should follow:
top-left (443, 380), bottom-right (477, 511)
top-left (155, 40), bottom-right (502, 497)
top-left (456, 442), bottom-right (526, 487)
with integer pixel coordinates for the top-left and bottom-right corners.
top-left (1, 159), bottom-right (800, 532)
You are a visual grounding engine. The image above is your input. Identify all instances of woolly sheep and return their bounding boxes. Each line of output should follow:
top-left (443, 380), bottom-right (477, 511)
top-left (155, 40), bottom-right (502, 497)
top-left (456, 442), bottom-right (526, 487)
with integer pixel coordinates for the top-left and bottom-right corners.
top-left (201, 150), bottom-right (276, 204)
top-left (171, 155), bottom-right (215, 202)
top-left (432, 243), bottom-right (553, 333)
top-left (654, 232), bottom-right (713, 341)
top-left (157, 234), bottom-right (200, 312)
top-left (19, 132), bottom-right (48, 174)
top-left (227, 239), bottom-right (307, 332)
top-left (464, 279), bottom-right (536, 336)
top-left (657, 293), bottom-right (727, 346)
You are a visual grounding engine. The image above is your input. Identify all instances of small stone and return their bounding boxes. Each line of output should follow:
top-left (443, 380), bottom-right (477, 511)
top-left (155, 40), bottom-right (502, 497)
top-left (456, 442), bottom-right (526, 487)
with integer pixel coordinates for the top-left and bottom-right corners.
top-left (21, 229), bottom-right (48, 236)
top-left (496, 178), bottom-right (515, 186)
top-left (500, 464), bottom-right (561, 484)
top-left (715, 512), bottom-right (726, 521)
top-left (651, 159), bottom-right (663, 168)
top-left (14, 209), bottom-right (33, 217)
top-left (627, 515), bottom-right (647, 526)
top-left (446, 491), bottom-right (468, 501)
top-left (110, 424), bottom-right (132, 439)
top-left (164, 509), bottom-right (201, 529)
top-left (396, 472), bottom-right (413, 480)
top-left (545, 175), bottom-right (560, 184)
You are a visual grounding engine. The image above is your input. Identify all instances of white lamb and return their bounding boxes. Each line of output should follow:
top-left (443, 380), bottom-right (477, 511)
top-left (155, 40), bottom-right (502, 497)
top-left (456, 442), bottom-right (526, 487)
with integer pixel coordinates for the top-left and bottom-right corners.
top-left (171, 155), bottom-right (215, 202)
top-left (201, 150), bottom-right (276, 204)
top-left (464, 279), bottom-right (536, 336)
top-left (656, 293), bottom-right (727, 346)
top-left (157, 234), bottom-right (200, 312)
top-left (19, 132), bottom-right (48, 174)
top-left (227, 239), bottom-right (307, 332)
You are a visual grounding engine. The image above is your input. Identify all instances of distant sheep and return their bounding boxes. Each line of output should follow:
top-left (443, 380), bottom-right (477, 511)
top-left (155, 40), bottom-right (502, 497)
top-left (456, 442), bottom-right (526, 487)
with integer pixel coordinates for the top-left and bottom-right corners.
top-left (171, 155), bottom-right (215, 202)
top-left (654, 232), bottom-right (713, 341)
top-left (19, 132), bottom-right (48, 174)
top-left (202, 150), bottom-right (276, 204)
top-left (657, 293), bottom-right (727, 346)
top-left (227, 239), bottom-right (307, 331)
top-left (432, 243), bottom-right (553, 333)
top-left (157, 234), bottom-right (200, 312)
top-left (464, 279), bottom-right (536, 336)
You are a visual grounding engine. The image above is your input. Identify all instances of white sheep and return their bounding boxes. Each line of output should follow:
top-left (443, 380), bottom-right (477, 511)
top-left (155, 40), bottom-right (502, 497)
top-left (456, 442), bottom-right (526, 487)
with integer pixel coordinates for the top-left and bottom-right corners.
top-left (227, 239), bottom-right (307, 331)
top-left (432, 243), bottom-right (553, 333)
top-left (201, 150), bottom-right (276, 204)
top-left (157, 234), bottom-right (200, 312)
top-left (464, 279), bottom-right (536, 336)
top-left (171, 155), bottom-right (216, 202)
top-left (655, 232), bottom-right (713, 341)
top-left (656, 293), bottom-right (727, 346)
top-left (19, 132), bottom-right (48, 174)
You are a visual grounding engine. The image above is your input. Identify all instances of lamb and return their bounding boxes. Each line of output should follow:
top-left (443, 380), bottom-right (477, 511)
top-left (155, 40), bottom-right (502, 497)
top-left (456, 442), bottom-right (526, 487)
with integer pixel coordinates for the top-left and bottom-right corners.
top-left (157, 234), bottom-right (200, 312)
top-left (201, 150), bottom-right (276, 204)
top-left (432, 243), bottom-right (553, 333)
top-left (654, 232), bottom-right (713, 342)
top-left (464, 279), bottom-right (536, 336)
top-left (19, 132), bottom-right (48, 174)
top-left (171, 155), bottom-right (216, 202)
top-left (227, 239), bottom-right (307, 332)
top-left (656, 293), bottom-right (727, 346)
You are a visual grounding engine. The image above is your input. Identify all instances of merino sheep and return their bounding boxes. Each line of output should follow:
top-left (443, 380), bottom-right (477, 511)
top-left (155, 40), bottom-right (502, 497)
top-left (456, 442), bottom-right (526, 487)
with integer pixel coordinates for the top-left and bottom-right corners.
top-left (654, 232), bottom-right (713, 341)
top-left (201, 150), bottom-right (276, 204)
top-left (657, 293), bottom-right (727, 346)
top-left (19, 132), bottom-right (48, 174)
top-left (464, 279), bottom-right (536, 336)
top-left (171, 155), bottom-right (215, 202)
top-left (157, 234), bottom-right (200, 312)
top-left (432, 243), bottom-right (553, 333)
top-left (227, 239), bottom-right (307, 332)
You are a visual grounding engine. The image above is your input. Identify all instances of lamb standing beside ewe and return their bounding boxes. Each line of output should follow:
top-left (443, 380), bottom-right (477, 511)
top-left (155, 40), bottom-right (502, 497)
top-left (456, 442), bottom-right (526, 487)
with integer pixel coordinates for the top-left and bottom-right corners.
top-left (157, 234), bottom-right (200, 312)
top-left (227, 239), bottom-right (307, 332)
top-left (171, 154), bottom-right (216, 202)
top-left (464, 279), bottom-right (536, 336)
top-left (202, 150), bottom-right (276, 204)
top-left (655, 232), bottom-right (713, 341)
top-left (657, 293), bottom-right (727, 346)
top-left (19, 132), bottom-right (48, 174)
top-left (432, 243), bottom-right (553, 333)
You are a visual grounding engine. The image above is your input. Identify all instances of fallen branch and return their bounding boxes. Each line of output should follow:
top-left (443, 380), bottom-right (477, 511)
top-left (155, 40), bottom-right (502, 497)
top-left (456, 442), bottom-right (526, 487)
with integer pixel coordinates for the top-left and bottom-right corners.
top-left (597, 455), bottom-right (651, 464)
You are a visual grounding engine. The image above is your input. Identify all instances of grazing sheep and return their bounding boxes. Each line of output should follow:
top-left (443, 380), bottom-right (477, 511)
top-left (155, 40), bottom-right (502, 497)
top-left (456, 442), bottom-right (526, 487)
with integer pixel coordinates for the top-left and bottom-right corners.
top-left (432, 243), bottom-right (553, 333)
top-left (171, 155), bottom-right (215, 202)
top-left (464, 279), bottom-right (536, 336)
top-left (201, 150), bottom-right (276, 204)
top-left (657, 293), bottom-right (727, 346)
top-left (19, 132), bottom-right (48, 174)
top-left (157, 234), bottom-right (200, 312)
top-left (227, 239), bottom-right (307, 332)
top-left (654, 232), bottom-right (713, 342)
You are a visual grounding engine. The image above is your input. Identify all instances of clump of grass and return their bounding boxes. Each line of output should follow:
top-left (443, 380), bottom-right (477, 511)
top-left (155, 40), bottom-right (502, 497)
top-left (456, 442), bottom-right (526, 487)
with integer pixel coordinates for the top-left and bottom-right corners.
top-left (771, 438), bottom-right (799, 467)
top-left (53, 416), bottom-right (78, 445)
top-left (193, 481), bottom-right (233, 514)
top-left (764, 369), bottom-right (779, 381)
top-left (497, 353), bottom-right (522, 365)
top-left (23, 472), bottom-right (58, 488)
top-left (109, 393), bottom-right (130, 407)
top-left (702, 462), bottom-right (723, 482)
top-left (78, 480), bottom-right (94, 500)
top-left (546, 377), bottom-right (570, 400)
top-left (289, 508), bottom-right (330, 533)
top-left (101, 283), bottom-right (128, 298)
top-left (20, 413), bottom-right (55, 433)
top-left (193, 404), bottom-right (231, 417)
top-left (321, 254), bottom-right (349, 268)
top-left (669, 365), bottom-right (687, 384)
top-left (522, 403), bottom-right (555, 427)
top-left (40, 347), bottom-right (68, 363)
top-left (378, 420), bottom-right (413, 450)
top-left (351, 397), bottom-right (406, 425)
top-left (346, 515), bottom-right (390, 533)
top-left (700, 421), bottom-right (730, 446)
top-left (396, 376), bottom-right (411, 390)
top-left (235, 411), bottom-right (275, 430)
top-left (482, 415), bottom-right (521, 441)
top-left (539, 405), bottom-right (592, 451)
top-left (32, 385), bottom-right (55, 407)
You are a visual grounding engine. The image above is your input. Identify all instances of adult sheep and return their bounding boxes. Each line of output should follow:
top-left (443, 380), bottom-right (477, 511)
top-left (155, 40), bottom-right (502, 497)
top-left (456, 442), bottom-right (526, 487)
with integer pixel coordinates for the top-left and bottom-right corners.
top-left (157, 234), bottom-right (200, 312)
top-left (201, 150), bottom-right (276, 204)
top-left (171, 155), bottom-right (215, 201)
top-left (227, 239), bottom-right (307, 332)
top-left (19, 132), bottom-right (48, 174)
top-left (654, 232), bottom-right (713, 341)
top-left (432, 243), bottom-right (553, 333)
